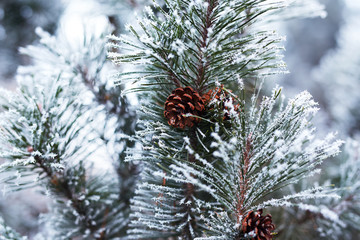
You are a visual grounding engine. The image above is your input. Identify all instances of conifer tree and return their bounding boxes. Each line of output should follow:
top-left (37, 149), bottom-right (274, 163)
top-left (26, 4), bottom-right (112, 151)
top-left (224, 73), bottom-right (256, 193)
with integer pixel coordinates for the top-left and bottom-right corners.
top-left (313, 0), bottom-right (360, 136)
top-left (0, 0), bottom-right (358, 239)
top-left (109, 0), bottom-right (341, 239)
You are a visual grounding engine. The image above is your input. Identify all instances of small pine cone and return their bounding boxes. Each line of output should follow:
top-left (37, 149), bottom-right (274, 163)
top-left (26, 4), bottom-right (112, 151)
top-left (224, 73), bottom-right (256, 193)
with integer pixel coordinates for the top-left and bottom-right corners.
top-left (203, 85), bottom-right (240, 120)
top-left (241, 209), bottom-right (275, 240)
top-left (164, 86), bottom-right (205, 129)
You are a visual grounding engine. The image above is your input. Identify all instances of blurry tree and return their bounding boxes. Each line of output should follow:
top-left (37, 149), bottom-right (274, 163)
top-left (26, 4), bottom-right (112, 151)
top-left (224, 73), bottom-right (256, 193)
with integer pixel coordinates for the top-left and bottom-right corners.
top-left (278, 0), bottom-right (343, 101)
top-left (0, 0), bottom-right (62, 82)
top-left (313, 0), bottom-right (360, 136)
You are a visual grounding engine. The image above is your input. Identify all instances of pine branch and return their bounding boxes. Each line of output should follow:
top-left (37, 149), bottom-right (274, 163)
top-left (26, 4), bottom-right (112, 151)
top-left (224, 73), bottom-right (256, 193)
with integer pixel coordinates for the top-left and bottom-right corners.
top-left (236, 133), bottom-right (252, 222)
top-left (170, 89), bottom-right (341, 239)
top-left (195, 0), bottom-right (218, 92)
top-left (0, 72), bottom-right (131, 239)
top-left (108, 0), bottom-right (339, 239)
top-left (276, 139), bottom-right (360, 239)
top-left (18, 25), bottom-right (139, 236)
top-left (108, 0), bottom-right (287, 95)
top-left (0, 216), bottom-right (28, 240)
top-left (75, 46), bottom-right (139, 211)
top-left (43, 162), bottom-right (126, 239)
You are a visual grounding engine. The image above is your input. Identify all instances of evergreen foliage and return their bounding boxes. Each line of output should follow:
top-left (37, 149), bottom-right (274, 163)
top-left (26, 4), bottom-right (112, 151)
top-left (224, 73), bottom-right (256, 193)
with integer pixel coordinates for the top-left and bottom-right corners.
top-left (276, 139), bottom-right (360, 240)
top-left (0, 216), bottom-right (27, 240)
top-left (328, 139), bottom-right (360, 238)
top-left (0, 0), bottom-right (359, 239)
top-left (109, 0), bottom-right (342, 239)
top-left (0, 10), bottom-right (137, 239)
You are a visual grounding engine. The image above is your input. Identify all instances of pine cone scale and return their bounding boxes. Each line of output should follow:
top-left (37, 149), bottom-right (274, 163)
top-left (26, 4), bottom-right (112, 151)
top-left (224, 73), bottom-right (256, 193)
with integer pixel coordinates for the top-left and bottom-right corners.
top-left (177, 103), bottom-right (186, 110)
top-left (165, 102), bottom-right (175, 107)
top-left (172, 96), bottom-right (182, 101)
top-left (182, 93), bottom-right (193, 101)
top-left (187, 102), bottom-right (195, 110)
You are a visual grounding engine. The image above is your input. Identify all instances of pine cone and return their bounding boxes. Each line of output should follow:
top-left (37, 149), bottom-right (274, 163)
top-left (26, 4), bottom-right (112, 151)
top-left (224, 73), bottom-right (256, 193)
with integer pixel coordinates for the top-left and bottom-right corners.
top-left (203, 85), bottom-right (239, 120)
top-left (164, 86), bottom-right (205, 129)
top-left (241, 209), bottom-right (275, 240)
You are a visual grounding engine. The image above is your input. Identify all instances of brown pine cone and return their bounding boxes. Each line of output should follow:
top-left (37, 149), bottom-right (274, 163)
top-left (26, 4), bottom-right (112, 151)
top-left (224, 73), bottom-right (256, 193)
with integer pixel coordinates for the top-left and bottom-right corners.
top-left (203, 85), bottom-right (239, 120)
top-left (164, 86), bottom-right (205, 129)
top-left (241, 209), bottom-right (275, 240)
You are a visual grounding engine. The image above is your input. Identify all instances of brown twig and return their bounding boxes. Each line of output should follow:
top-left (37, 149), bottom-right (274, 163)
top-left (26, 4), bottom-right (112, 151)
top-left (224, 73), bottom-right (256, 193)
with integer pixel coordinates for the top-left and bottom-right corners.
top-left (197, 0), bottom-right (218, 93)
top-left (34, 154), bottom-right (99, 237)
top-left (236, 133), bottom-right (253, 224)
top-left (98, 207), bottom-right (110, 240)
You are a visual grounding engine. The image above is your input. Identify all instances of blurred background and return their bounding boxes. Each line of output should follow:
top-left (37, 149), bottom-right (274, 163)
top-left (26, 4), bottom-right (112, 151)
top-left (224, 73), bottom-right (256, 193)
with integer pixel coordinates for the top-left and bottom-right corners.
top-left (0, 0), bottom-right (62, 89)
top-left (1, 0), bottom-right (360, 237)
top-left (0, 0), bottom-right (62, 236)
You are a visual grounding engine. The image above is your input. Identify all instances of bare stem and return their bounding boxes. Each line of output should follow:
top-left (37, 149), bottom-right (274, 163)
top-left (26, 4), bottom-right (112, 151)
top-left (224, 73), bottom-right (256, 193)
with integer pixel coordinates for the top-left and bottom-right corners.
top-left (236, 133), bottom-right (253, 224)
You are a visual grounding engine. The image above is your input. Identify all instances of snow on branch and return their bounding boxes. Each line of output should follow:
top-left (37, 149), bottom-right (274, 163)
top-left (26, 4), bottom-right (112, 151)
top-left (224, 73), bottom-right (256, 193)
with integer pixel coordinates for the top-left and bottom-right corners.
top-left (108, 0), bottom-right (288, 95)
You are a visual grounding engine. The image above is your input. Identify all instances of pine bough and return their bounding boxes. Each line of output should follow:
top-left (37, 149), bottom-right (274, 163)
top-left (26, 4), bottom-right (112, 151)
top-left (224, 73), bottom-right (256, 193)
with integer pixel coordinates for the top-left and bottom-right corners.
top-left (0, 0), bottom-right (357, 239)
top-left (109, 0), bottom-right (343, 239)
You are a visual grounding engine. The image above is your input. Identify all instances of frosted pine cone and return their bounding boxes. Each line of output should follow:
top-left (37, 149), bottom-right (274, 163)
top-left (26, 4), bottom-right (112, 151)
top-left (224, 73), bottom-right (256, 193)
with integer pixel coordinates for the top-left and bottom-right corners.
top-left (203, 85), bottom-right (240, 120)
top-left (240, 209), bottom-right (275, 240)
top-left (164, 86), bottom-right (205, 129)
